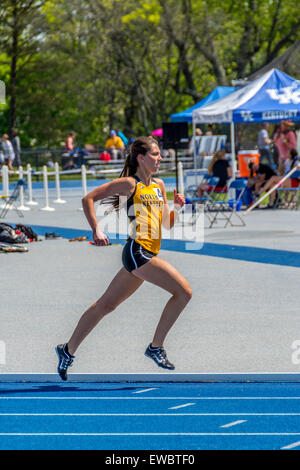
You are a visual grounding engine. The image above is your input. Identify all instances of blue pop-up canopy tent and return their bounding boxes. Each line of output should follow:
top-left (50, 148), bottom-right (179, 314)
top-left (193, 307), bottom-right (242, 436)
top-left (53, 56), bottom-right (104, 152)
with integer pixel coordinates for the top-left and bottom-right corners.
top-left (193, 69), bottom-right (300, 124)
top-left (192, 69), bottom-right (300, 174)
top-left (170, 86), bottom-right (237, 122)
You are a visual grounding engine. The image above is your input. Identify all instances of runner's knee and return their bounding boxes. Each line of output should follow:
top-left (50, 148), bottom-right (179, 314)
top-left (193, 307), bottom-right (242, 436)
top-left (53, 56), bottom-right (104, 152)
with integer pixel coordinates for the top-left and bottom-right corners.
top-left (176, 283), bottom-right (192, 304)
top-left (96, 297), bottom-right (118, 316)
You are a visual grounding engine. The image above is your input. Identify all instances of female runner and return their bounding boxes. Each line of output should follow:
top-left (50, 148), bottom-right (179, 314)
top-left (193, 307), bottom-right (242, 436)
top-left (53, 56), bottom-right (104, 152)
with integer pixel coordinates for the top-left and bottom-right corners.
top-left (56, 136), bottom-right (192, 380)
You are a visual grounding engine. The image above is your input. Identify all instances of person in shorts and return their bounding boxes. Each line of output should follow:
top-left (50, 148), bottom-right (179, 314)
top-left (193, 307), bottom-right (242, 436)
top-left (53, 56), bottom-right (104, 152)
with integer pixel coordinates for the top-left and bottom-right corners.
top-left (56, 136), bottom-right (191, 380)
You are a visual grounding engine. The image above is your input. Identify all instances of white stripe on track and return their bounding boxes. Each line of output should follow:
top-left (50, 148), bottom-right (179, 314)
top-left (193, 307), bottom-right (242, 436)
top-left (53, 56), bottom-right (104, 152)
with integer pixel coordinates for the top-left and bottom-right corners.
top-left (220, 420), bottom-right (247, 428)
top-left (132, 388), bottom-right (158, 394)
top-left (281, 440), bottom-right (300, 450)
top-left (168, 403), bottom-right (195, 410)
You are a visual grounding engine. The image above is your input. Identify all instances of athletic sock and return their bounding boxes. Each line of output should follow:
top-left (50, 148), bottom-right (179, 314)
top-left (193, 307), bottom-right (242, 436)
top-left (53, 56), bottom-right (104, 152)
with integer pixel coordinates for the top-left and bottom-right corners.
top-left (63, 343), bottom-right (72, 357)
top-left (150, 344), bottom-right (161, 350)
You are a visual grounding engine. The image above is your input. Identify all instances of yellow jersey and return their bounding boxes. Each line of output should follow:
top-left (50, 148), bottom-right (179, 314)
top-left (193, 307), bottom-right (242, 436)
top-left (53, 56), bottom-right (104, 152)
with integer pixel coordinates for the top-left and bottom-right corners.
top-left (127, 175), bottom-right (164, 254)
top-left (105, 136), bottom-right (124, 149)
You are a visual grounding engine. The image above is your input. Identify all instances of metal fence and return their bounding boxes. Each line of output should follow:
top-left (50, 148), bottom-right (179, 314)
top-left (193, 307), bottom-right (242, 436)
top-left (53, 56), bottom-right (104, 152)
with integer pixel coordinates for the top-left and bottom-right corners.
top-left (17, 148), bottom-right (197, 178)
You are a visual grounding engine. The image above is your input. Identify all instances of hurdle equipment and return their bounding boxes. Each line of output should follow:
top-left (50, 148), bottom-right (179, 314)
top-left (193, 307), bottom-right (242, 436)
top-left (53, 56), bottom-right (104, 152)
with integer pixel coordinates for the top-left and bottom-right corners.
top-left (243, 164), bottom-right (300, 215)
top-left (0, 165), bottom-right (9, 208)
top-left (178, 161), bottom-right (184, 195)
top-left (78, 164), bottom-right (88, 211)
top-left (17, 166), bottom-right (30, 212)
top-left (40, 165), bottom-right (55, 211)
top-left (53, 162), bottom-right (67, 204)
top-left (26, 164), bottom-right (38, 206)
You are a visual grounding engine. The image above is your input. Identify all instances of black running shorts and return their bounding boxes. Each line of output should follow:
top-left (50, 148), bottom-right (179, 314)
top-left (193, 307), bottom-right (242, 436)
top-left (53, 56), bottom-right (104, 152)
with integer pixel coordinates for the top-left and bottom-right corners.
top-left (122, 238), bottom-right (157, 273)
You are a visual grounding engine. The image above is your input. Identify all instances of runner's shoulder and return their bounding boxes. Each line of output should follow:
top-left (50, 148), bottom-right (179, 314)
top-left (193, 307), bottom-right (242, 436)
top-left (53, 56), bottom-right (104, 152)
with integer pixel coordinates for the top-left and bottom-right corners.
top-left (152, 177), bottom-right (166, 190)
top-left (109, 176), bottom-right (136, 196)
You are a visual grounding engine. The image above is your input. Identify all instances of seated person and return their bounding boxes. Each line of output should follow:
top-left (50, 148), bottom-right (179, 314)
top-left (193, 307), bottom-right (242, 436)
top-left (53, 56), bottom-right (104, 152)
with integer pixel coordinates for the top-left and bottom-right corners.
top-left (197, 150), bottom-right (232, 197)
top-left (248, 161), bottom-right (276, 192)
top-left (257, 148), bottom-right (299, 207)
top-left (105, 130), bottom-right (125, 160)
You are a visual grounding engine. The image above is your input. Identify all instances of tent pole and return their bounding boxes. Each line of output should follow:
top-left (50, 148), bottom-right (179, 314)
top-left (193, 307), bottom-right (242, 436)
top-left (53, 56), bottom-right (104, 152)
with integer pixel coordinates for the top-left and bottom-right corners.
top-left (192, 118), bottom-right (196, 170)
top-left (230, 121), bottom-right (236, 179)
top-left (192, 118), bottom-right (198, 186)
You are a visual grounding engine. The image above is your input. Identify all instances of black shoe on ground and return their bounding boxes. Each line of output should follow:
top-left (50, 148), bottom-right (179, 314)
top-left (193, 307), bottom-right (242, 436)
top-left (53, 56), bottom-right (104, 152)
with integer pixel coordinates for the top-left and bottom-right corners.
top-left (144, 344), bottom-right (175, 370)
top-left (55, 343), bottom-right (75, 381)
top-left (46, 232), bottom-right (62, 239)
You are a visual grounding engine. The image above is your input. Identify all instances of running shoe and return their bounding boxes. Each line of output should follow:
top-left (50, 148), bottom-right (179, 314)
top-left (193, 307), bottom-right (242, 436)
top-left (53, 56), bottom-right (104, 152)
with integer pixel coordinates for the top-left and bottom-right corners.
top-left (45, 232), bottom-right (62, 239)
top-left (55, 344), bottom-right (75, 381)
top-left (144, 344), bottom-right (175, 370)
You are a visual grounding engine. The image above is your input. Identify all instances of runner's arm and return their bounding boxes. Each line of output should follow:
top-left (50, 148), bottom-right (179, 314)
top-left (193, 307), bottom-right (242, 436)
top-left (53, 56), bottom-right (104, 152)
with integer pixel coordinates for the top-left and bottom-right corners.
top-left (82, 177), bottom-right (135, 245)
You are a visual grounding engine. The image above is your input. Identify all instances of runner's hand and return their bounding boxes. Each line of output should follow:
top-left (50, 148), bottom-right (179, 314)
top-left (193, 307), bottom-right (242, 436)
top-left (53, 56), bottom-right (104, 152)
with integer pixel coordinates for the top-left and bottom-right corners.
top-left (173, 189), bottom-right (185, 210)
top-left (93, 225), bottom-right (109, 246)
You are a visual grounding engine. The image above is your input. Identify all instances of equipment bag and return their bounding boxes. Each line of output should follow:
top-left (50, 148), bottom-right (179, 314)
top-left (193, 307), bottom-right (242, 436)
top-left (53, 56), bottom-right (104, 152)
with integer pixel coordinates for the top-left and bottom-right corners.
top-left (15, 224), bottom-right (38, 241)
top-left (0, 223), bottom-right (28, 243)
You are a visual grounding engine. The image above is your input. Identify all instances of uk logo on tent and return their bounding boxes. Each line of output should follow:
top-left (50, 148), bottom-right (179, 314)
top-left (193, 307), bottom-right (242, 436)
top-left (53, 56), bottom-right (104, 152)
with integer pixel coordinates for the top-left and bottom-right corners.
top-left (266, 84), bottom-right (300, 105)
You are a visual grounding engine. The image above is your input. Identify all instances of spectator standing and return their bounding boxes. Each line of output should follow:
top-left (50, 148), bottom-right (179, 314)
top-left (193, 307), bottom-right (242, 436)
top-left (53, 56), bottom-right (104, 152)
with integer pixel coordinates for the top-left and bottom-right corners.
top-left (274, 120), bottom-right (297, 175)
top-left (116, 129), bottom-right (128, 147)
top-left (257, 123), bottom-right (275, 168)
top-left (63, 131), bottom-right (76, 170)
top-left (205, 124), bottom-right (214, 136)
top-left (105, 130), bottom-right (125, 160)
top-left (12, 129), bottom-right (22, 167)
top-left (1, 134), bottom-right (15, 170)
top-left (65, 131), bottom-right (75, 153)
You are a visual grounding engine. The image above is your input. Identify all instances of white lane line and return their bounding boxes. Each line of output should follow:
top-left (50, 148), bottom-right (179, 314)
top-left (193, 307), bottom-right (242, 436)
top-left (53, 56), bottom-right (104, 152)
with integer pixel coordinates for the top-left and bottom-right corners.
top-left (220, 420), bottom-right (247, 428)
top-left (281, 440), bottom-right (300, 450)
top-left (133, 388), bottom-right (158, 394)
top-left (168, 403), bottom-right (196, 410)
top-left (1, 396), bottom-right (300, 400)
top-left (1, 432), bottom-right (300, 436)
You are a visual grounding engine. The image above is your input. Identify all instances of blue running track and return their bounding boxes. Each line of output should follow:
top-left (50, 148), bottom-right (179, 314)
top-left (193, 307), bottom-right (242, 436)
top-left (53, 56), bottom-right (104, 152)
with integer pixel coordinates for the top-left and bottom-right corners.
top-left (1, 382), bottom-right (300, 450)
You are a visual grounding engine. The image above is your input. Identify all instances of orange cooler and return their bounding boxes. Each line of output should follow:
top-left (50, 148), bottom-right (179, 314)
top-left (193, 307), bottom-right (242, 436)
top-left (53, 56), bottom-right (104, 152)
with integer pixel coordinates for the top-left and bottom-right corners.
top-left (237, 151), bottom-right (260, 177)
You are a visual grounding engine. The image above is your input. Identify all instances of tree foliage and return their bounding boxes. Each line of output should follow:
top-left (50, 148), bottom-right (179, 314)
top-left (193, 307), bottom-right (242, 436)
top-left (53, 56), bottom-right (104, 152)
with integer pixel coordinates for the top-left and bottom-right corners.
top-left (0, 0), bottom-right (299, 147)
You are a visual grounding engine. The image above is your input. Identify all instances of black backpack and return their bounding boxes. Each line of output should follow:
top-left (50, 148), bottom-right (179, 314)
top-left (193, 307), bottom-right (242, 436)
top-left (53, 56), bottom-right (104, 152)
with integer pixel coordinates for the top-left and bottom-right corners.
top-left (0, 223), bottom-right (28, 244)
top-left (15, 224), bottom-right (38, 241)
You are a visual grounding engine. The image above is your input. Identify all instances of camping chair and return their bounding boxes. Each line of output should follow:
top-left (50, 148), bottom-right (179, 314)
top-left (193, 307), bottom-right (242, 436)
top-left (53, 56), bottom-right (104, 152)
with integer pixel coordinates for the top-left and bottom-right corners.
top-left (197, 136), bottom-right (207, 155)
top-left (215, 135), bottom-right (227, 152)
top-left (277, 170), bottom-right (300, 209)
top-left (0, 179), bottom-right (25, 219)
top-left (209, 136), bottom-right (219, 153)
top-left (206, 178), bottom-right (247, 228)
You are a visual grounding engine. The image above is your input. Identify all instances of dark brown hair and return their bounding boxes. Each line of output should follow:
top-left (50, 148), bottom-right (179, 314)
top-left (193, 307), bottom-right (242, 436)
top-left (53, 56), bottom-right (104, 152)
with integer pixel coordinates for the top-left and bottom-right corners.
top-left (102, 135), bottom-right (158, 212)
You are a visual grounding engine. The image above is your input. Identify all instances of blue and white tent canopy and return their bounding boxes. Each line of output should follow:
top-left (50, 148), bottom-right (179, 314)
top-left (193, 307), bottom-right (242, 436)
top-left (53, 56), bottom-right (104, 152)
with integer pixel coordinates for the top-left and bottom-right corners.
top-left (193, 69), bottom-right (300, 124)
top-left (170, 86), bottom-right (237, 122)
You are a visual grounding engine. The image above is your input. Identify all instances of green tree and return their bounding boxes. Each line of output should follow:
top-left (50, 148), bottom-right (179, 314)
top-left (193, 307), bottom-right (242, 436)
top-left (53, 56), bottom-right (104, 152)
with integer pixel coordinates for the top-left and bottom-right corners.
top-left (0, 0), bottom-right (48, 136)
